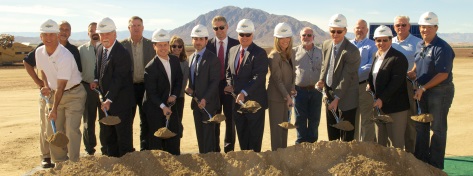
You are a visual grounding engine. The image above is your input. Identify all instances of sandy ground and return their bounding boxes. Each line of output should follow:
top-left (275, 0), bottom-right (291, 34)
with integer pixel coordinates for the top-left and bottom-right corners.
top-left (0, 53), bottom-right (472, 175)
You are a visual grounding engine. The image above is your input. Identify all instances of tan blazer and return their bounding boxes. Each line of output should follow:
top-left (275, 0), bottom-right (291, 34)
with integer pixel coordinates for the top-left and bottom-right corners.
top-left (267, 51), bottom-right (295, 102)
top-left (320, 37), bottom-right (360, 111)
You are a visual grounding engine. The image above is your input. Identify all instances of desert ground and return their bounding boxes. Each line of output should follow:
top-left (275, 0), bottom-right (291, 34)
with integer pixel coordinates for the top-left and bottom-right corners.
top-left (0, 48), bottom-right (471, 175)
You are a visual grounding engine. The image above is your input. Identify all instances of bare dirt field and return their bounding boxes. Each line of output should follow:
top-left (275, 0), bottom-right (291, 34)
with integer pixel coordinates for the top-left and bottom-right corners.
top-left (0, 48), bottom-right (471, 175)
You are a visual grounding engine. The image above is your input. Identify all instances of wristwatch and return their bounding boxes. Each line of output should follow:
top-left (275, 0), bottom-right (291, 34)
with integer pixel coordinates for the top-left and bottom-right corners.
top-left (420, 86), bottom-right (426, 92)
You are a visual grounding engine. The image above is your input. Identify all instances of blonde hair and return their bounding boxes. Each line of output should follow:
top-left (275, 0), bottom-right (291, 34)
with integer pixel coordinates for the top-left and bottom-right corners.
top-left (270, 37), bottom-right (293, 60)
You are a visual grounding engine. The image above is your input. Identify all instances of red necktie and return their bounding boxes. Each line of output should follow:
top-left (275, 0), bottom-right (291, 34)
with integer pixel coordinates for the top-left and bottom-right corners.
top-left (237, 48), bottom-right (244, 74)
top-left (218, 41), bottom-right (225, 80)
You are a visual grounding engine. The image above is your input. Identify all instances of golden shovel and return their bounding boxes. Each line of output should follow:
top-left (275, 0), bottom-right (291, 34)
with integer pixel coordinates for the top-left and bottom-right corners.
top-left (317, 89), bottom-right (354, 131)
top-left (411, 99), bottom-right (434, 123)
top-left (228, 91), bottom-right (262, 113)
top-left (93, 88), bottom-right (121, 125)
top-left (278, 97), bottom-right (297, 129)
top-left (367, 90), bottom-right (393, 123)
top-left (154, 102), bottom-right (177, 139)
top-left (40, 93), bottom-right (69, 148)
top-left (192, 97), bottom-right (225, 123)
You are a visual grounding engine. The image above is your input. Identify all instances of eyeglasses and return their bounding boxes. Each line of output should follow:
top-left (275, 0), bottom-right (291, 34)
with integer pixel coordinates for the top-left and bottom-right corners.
top-left (213, 26), bottom-right (225, 31)
top-left (395, 24), bottom-right (407, 27)
top-left (330, 30), bottom-right (343, 34)
top-left (375, 39), bottom-right (390, 43)
top-left (171, 45), bottom-right (183, 49)
top-left (239, 33), bottom-right (252, 37)
top-left (302, 34), bottom-right (313, 37)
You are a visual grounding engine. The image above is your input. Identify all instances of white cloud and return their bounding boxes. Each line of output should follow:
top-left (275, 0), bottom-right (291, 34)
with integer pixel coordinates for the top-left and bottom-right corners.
top-left (0, 5), bottom-right (72, 17)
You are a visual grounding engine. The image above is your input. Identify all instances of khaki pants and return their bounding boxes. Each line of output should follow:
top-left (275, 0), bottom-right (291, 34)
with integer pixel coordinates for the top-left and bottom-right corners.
top-left (405, 79), bottom-right (417, 153)
top-left (355, 83), bottom-right (376, 142)
top-left (376, 110), bottom-right (408, 149)
top-left (39, 97), bottom-right (51, 159)
top-left (46, 85), bottom-right (86, 162)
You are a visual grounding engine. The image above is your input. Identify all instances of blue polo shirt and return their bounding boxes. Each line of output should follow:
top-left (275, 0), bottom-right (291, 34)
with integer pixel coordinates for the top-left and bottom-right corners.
top-left (350, 38), bottom-right (377, 82)
top-left (415, 35), bottom-right (454, 85)
top-left (392, 34), bottom-right (423, 71)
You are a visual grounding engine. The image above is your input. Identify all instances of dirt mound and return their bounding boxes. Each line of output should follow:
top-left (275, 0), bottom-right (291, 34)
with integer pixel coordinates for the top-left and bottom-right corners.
top-left (34, 141), bottom-right (446, 176)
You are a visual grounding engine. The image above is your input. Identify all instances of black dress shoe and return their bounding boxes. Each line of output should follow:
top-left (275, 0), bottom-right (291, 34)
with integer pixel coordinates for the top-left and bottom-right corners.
top-left (41, 158), bottom-right (54, 168)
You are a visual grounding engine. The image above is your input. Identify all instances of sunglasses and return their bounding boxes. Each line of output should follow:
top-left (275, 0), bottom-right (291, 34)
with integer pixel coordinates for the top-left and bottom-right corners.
top-left (302, 34), bottom-right (313, 37)
top-left (330, 30), bottom-right (344, 34)
top-left (239, 33), bottom-right (252, 37)
top-left (213, 26), bottom-right (225, 31)
top-left (375, 39), bottom-right (390, 43)
top-left (395, 24), bottom-right (407, 27)
top-left (171, 45), bottom-right (183, 49)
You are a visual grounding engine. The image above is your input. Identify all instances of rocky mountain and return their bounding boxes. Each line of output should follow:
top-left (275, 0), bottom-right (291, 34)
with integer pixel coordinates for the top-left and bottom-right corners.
top-left (169, 6), bottom-right (330, 47)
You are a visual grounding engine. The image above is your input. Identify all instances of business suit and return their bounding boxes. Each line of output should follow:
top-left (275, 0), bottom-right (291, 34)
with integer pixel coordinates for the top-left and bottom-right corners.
top-left (368, 47), bottom-right (409, 149)
top-left (206, 37), bottom-right (239, 152)
top-left (120, 37), bottom-right (155, 151)
top-left (320, 37), bottom-right (360, 141)
top-left (188, 49), bottom-right (220, 153)
top-left (95, 41), bottom-right (135, 157)
top-left (267, 51), bottom-right (295, 151)
top-left (143, 54), bottom-right (183, 155)
top-left (226, 43), bottom-right (268, 152)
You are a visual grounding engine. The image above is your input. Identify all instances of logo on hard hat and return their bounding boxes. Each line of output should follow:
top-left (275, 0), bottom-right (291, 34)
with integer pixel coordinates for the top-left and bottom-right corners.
top-left (241, 24), bottom-right (248, 28)
top-left (195, 29), bottom-right (201, 33)
top-left (281, 29), bottom-right (287, 32)
top-left (159, 34), bottom-right (166, 37)
top-left (380, 30), bottom-right (386, 32)
top-left (334, 19), bottom-right (341, 22)
top-left (45, 24), bottom-right (53, 28)
top-left (425, 17), bottom-right (432, 21)
top-left (99, 24), bottom-right (107, 28)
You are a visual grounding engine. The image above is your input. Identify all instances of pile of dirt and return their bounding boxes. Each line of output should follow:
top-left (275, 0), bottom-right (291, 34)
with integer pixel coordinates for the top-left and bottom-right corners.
top-left (34, 141), bottom-right (446, 176)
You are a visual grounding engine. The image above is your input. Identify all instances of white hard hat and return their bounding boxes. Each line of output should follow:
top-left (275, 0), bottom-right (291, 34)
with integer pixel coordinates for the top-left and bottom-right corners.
top-left (373, 25), bottom-right (393, 38)
top-left (273, 22), bottom-right (293, 38)
top-left (190, 24), bottom-right (209, 37)
top-left (328, 14), bottom-right (347, 28)
top-left (236, 19), bottom-right (255, 33)
top-left (418, 12), bottom-right (438, 25)
top-left (39, 19), bottom-right (59, 33)
top-left (96, 17), bottom-right (117, 33)
top-left (152, 29), bottom-right (170, 42)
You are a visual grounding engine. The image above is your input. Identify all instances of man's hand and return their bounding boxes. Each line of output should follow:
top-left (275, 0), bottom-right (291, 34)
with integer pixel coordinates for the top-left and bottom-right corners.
top-left (373, 98), bottom-right (383, 109)
top-left (90, 82), bottom-right (98, 90)
top-left (198, 98), bottom-right (206, 109)
top-left (366, 84), bottom-right (371, 92)
top-left (407, 70), bottom-right (416, 80)
top-left (185, 87), bottom-right (194, 96)
top-left (328, 98), bottom-right (339, 111)
top-left (167, 96), bottom-right (176, 105)
top-left (236, 92), bottom-right (245, 104)
top-left (162, 106), bottom-right (172, 116)
top-left (48, 107), bottom-right (57, 121)
top-left (414, 88), bottom-right (424, 101)
top-left (102, 101), bottom-right (111, 111)
top-left (41, 87), bottom-right (51, 97)
top-left (286, 95), bottom-right (294, 109)
top-left (224, 85), bottom-right (234, 94)
top-left (316, 80), bottom-right (325, 90)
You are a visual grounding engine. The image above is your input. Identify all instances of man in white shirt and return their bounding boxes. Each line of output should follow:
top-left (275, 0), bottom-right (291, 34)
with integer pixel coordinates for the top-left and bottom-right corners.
top-left (36, 19), bottom-right (86, 162)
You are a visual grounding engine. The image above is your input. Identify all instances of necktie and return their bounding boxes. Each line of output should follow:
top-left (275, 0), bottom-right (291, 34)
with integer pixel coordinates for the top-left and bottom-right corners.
top-left (236, 48), bottom-right (244, 74)
top-left (100, 48), bottom-right (108, 78)
top-left (327, 46), bottom-right (337, 87)
top-left (218, 41), bottom-right (225, 80)
top-left (191, 54), bottom-right (201, 86)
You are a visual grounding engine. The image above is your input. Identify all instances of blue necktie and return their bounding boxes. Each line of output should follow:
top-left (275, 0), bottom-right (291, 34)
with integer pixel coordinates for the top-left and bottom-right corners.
top-left (191, 54), bottom-right (201, 86)
top-left (100, 49), bottom-right (108, 77)
top-left (327, 46), bottom-right (337, 87)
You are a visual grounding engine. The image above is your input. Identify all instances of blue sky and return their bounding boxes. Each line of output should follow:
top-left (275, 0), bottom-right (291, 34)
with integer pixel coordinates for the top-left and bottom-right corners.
top-left (0, 0), bottom-right (470, 34)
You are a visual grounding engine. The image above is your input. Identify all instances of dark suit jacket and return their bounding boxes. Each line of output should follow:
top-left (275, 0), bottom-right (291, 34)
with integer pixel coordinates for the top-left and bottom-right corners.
top-left (120, 37), bottom-right (155, 75)
top-left (368, 47), bottom-right (409, 114)
top-left (95, 41), bottom-right (135, 114)
top-left (143, 54), bottom-right (183, 132)
top-left (188, 49), bottom-right (221, 112)
top-left (206, 37), bottom-right (239, 75)
top-left (320, 37), bottom-right (360, 111)
top-left (226, 43), bottom-right (269, 109)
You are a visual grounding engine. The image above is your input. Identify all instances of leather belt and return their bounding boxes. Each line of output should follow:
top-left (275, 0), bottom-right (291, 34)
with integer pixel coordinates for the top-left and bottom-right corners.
top-left (359, 80), bottom-right (368, 84)
top-left (65, 84), bottom-right (81, 92)
top-left (296, 85), bottom-right (315, 90)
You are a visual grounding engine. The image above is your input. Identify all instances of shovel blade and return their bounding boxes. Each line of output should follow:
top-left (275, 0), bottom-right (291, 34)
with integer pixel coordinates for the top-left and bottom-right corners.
top-left (208, 114), bottom-right (226, 123)
top-left (154, 127), bottom-right (177, 139)
top-left (100, 116), bottom-right (121, 125)
top-left (48, 132), bottom-right (69, 147)
top-left (372, 115), bottom-right (394, 123)
top-left (278, 122), bottom-right (297, 129)
top-left (331, 120), bottom-right (354, 131)
top-left (411, 113), bottom-right (434, 123)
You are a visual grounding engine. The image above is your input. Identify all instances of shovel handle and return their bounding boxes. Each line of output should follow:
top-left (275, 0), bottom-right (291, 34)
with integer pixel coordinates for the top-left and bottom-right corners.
top-left (50, 120), bottom-right (57, 133)
top-left (416, 99), bottom-right (422, 115)
top-left (193, 97), bottom-right (212, 119)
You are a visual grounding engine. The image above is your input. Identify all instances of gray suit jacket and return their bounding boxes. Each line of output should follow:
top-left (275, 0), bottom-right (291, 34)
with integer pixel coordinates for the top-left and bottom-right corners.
top-left (120, 37), bottom-right (155, 74)
top-left (267, 51), bottom-right (295, 102)
top-left (188, 49), bottom-right (221, 112)
top-left (320, 38), bottom-right (360, 111)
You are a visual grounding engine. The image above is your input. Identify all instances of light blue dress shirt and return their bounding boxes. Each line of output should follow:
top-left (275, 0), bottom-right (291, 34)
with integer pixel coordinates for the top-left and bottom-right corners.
top-left (350, 38), bottom-right (377, 82)
top-left (392, 34), bottom-right (423, 71)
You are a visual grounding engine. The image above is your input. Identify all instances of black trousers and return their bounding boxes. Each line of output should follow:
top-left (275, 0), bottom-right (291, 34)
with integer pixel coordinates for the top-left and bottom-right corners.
top-left (234, 107), bottom-right (265, 152)
top-left (132, 83), bottom-right (148, 151)
top-left (99, 110), bottom-right (134, 157)
top-left (325, 106), bottom-right (357, 142)
top-left (147, 105), bottom-right (181, 155)
top-left (193, 107), bottom-right (217, 154)
top-left (81, 82), bottom-right (104, 155)
top-left (215, 80), bottom-right (236, 152)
